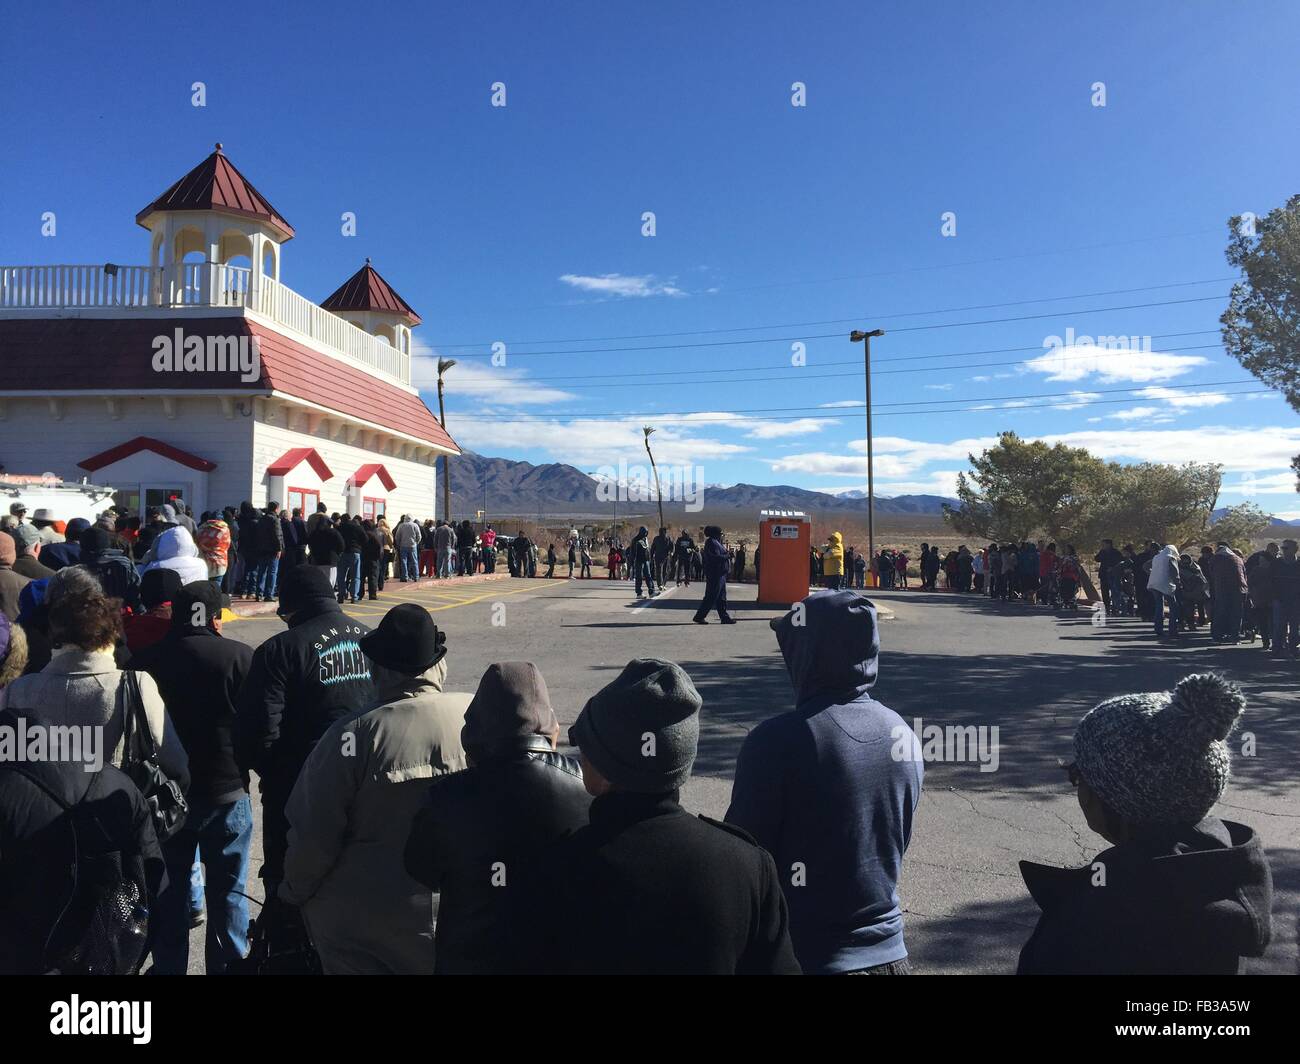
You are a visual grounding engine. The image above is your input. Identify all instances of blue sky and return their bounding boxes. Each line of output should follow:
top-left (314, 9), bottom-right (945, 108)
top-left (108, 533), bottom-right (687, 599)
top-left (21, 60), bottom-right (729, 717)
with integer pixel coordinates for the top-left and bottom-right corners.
top-left (3, 1), bottom-right (1298, 514)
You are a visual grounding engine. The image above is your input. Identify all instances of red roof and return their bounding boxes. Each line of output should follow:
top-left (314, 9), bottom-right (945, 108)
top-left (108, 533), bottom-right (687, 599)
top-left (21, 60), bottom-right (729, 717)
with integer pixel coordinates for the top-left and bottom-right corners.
top-left (79, 436), bottom-right (217, 473)
top-left (0, 317), bottom-right (458, 453)
top-left (348, 464), bottom-right (397, 491)
top-left (136, 144), bottom-right (294, 241)
top-left (320, 261), bottom-right (421, 325)
top-left (266, 447), bottom-right (333, 481)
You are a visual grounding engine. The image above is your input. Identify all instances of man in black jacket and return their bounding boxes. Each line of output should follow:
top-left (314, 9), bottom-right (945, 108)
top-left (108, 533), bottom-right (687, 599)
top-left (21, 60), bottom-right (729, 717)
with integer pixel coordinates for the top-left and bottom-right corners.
top-left (0, 709), bottom-right (166, 975)
top-left (234, 565), bottom-right (374, 895)
top-left (252, 502), bottom-right (286, 603)
top-left (511, 658), bottom-right (800, 975)
top-left (335, 515), bottom-right (367, 604)
top-left (405, 662), bottom-right (590, 974)
top-left (130, 581), bottom-right (255, 975)
top-left (360, 519), bottom-right (383, 601)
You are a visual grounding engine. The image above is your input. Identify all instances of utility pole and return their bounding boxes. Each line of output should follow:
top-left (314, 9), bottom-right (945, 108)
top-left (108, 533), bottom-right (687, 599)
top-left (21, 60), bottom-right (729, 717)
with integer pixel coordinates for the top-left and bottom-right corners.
top-left (849, 329), bottom-right (884, 580)
top-left (436, 358), bottom-right (456, 523)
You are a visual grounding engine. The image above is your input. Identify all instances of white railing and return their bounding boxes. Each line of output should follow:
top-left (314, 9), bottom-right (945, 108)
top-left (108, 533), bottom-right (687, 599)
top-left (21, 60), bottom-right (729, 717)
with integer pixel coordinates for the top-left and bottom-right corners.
top-left (254, 275), bottom-right (409, 383)
top-left (0, 263), bottom-right (411, 385)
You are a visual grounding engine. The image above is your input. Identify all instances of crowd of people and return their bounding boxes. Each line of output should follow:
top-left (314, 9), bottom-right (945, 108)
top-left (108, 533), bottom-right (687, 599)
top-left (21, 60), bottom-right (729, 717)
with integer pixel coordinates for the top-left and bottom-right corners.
top-left (0, 553), bottom-right (1271, 975)
top-left (805, 531), bottom-right (1299, 657)
top-left (0, 502), bottom-right (1282, 976)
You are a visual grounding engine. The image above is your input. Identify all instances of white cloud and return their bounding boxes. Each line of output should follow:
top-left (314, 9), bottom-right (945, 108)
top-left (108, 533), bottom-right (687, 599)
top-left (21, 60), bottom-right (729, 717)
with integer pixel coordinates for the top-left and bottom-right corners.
top-left (924, 383), bottom-right (954, 391)
top-left (558, 273), bottom-right (685, 298)
top-left (412, 345), bottom-right (577, 406)
top-left (1225, 471), bottom-right (1298, 493)
top-left (818, 471), bottom-right (962, 497)
top-left (448, 415), bottom-right (751, 471)
top-left (1035, 425), bottom-right (1300, 474)
top-left (743, 417), bottom-right (834, 439)
top-left (1050, 391), bottom-right (1103, 410)
top-left (1134, 386), bottom-right (1232, 409)
top-left (819, 400), bottom-right (864, 408)
top-left (1022, 344), bottom-right (1209, 383)
top-left (1273, 510), bottom-right (1300, 521)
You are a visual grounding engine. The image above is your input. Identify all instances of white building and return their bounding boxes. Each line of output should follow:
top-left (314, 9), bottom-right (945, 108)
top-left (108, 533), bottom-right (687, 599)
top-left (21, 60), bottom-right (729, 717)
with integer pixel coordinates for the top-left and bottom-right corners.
top-left (0, 143), bottom-right (458, 523)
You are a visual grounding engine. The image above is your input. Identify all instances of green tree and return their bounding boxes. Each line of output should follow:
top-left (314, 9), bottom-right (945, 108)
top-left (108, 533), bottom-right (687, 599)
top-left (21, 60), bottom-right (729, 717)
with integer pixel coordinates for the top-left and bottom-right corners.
top-left (1077, 462), bottom-right (1223, 550)
top-left (1208, 502), bottom-right (1274, 552)
top-left (1221, 196), bottom-right (1300, 490)
top-left (943, 432), bottom-right (1105, 542)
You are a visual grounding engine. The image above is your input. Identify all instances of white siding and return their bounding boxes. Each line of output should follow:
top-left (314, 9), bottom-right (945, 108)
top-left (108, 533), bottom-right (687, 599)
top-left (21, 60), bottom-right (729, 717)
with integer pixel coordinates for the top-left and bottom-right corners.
top-left (0, 395), bottom-right (253, 516)
top-left (252, 418), bottom-right (437, 520)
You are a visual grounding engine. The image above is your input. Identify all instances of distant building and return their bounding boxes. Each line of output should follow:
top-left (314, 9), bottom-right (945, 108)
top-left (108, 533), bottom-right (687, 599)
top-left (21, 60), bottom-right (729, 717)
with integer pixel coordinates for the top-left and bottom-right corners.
top-left (0, 143), bottom-right (458, 522)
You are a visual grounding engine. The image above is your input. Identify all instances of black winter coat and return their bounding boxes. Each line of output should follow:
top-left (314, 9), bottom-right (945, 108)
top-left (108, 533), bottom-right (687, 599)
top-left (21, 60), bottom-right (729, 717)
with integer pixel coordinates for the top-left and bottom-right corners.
top-left (307, 525), bottom-right (345, 566)
top-left (509, 790), bottom-right (800, 974)
top-left (233, 600), bottom-right (374, 800)
top-left (1018, 818), bottom-right (1271, 975)
top-left (129, 625), bottom-right (254, 806)
top-left (338, 519), bottom-right (367, 553)
top-left (0, 722), bottom-right (166, 975)
top-left (255, 512), bottom-right (285, 554)
top-left (405, 740), bottom-right (591, 974)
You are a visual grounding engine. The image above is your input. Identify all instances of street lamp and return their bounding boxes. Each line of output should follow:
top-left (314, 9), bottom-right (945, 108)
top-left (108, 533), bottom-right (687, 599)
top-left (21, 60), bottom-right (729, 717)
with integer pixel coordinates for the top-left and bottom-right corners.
top-left (436, 358), bottom-right (456, 522)
top-left (849, 328), bottom-right (885, 580)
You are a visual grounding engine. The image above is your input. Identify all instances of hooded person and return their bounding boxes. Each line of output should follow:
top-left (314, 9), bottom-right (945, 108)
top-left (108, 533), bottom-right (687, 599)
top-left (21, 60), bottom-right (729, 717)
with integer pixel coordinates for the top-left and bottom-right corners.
top-left (820, 532), bottom-right (846, 590)
top-left (142, 525), bottom-right (210, 587)
top-left (233, 563), bottom-right (374, 895)
top-left (1146, 543), bottom-right (1182, 637)
top-left (626, 525), bottom-right (655, 598)
top-left (405, 661), bottom-right (591, 974)
top-left (510, 658), bottom-right (800, 975)
top-left (727, 590), bottom-right (924, 974)
top-left (77, 525), bottom-right (143, 614)
top-left (37, 517), bottom-right (89, 572)
top-left (0, 531), bottom-right (30, 622)
top-left (693, 525), bottom-right (735, 624)
top-left (1019, 674), bottom-right (1271, 974)
top-left (281, 603), bottom-right (471, 975)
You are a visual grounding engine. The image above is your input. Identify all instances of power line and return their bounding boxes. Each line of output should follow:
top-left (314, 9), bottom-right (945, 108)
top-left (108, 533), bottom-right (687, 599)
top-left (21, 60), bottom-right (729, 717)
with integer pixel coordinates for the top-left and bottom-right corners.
top-left (448, 389), bottom-right (1273, 426)
top-left (428, 276), bottom-right (1234, 349)
top-left (443, 294), bottom-right (1227, 360)
top-left (447, 377), bottom-right (1265, 421)
top-left (468, 340), bottom-right (1225, 390)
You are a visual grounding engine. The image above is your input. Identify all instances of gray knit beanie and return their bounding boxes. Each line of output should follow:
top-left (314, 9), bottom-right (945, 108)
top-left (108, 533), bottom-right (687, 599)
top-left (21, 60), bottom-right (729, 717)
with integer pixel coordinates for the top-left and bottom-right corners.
top-left (1072, 673), bottom-right (1245, 828)
top-left (569, 658), bottom-right (702, 793)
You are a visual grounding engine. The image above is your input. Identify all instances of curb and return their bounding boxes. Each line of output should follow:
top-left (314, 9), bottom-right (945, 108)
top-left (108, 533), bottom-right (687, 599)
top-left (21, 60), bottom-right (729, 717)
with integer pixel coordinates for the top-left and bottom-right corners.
top-left (227, 570), bottom-right (513, 618)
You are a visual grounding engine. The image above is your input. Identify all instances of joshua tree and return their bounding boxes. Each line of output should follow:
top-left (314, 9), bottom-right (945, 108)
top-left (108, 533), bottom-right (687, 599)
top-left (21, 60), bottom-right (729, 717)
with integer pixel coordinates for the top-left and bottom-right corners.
top-left (643, 426), bottom-right (665, 534)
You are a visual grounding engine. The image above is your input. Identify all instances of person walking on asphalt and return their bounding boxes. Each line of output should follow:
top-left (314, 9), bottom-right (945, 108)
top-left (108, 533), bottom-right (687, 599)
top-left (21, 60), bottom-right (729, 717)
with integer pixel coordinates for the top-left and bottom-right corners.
top-left (693, 526), bottom-right (735, 625)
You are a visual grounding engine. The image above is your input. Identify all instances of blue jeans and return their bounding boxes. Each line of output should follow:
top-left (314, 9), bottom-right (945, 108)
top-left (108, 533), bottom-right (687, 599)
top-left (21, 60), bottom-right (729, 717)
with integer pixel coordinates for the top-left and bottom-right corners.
top-left (1273, 599), bottom-right (1300, 652)
top-left (336, 550), bottom-right (361, 601)
top-left (256, 555), bottom-right (280, 600)
top-left (1211, 592), bottom-right (1243, 641)
top-left (150, 796), bottom-right (253, 975)
top-left (437, 548), bottom-right (454, 578)
top-left (1152, 590), bottom-right (1181, 636)
top-left (189, 854), bottom-right (204, 914)
top-left (1107, 570), bottom-right (1128, 614)
top-left (634, 560), bottom-right (656, 596)
top-left (400, 546), bottom-right (419, 581)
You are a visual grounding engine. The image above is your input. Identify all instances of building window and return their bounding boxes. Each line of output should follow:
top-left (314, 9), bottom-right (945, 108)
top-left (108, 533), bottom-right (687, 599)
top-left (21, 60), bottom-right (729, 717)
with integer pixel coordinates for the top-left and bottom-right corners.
top-left (362, 496), bottom-right (386, 520)
top-left (287, 487), bottom-right (320, 517)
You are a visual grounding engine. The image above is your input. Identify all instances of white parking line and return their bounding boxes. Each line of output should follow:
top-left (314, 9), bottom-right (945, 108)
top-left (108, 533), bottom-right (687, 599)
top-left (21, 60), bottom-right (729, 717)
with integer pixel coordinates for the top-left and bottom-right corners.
top-left (630, 583), bottom-right (681, 614)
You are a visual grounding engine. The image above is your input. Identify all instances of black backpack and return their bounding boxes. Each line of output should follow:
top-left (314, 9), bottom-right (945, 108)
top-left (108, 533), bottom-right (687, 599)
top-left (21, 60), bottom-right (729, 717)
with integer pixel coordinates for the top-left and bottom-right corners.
top-left (11, 765), bottom-right (152, 975)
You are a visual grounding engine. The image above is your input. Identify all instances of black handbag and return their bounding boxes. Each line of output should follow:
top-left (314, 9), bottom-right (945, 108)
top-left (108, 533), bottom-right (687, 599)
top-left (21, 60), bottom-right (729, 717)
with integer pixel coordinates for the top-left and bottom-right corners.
top-left (119, 669), bottom-right (189, 841)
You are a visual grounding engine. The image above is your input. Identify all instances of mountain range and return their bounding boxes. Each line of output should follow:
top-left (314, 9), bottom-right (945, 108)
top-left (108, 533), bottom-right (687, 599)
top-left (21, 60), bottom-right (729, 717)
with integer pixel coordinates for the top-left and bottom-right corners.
top-left (440, 450), bottom-right (957, 518)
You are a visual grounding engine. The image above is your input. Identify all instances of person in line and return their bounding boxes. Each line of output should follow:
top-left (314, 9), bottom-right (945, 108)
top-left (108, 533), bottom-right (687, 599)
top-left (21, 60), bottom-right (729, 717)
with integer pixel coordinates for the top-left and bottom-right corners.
top-left (510, 658), bottom-right (800, 974)
top-left (1271, 538), bottom-right (1300, 658)
top-left (405, 661), bottom-right (591, 974)
top-left (545, 542), bottom-right (557, 579)
top-left (1245, 543), bottom-right (1278, 652)
top-left (281, 605), bottom-right (470, 974)
top-left (0, 569), bottom-right (189, 786)
top-left (37, 517), bottom-right (88, 572)
top-left (195, 512), bottom-right (232, 588)
top-left (567, 537), bottom-right (578, 579)
top-left (580, 540), bottom-right (592, 579)
top-left (0, 531), bottom-right (30, 622)
top-left (306, 512), bottom-right (344, 589)
top-left (7, 525), bottom-right (54, 582)
top-left (627, 525), bottom-right (655, 598)
top-left (123, 569), bottom-right (183, 654)
top-left (1209, 542), bottom-right (1248, 643)
top-left (233, 565), bottom-right (374, 901)
top-left (393, 514), bottom-right (422, 582)
top-left (360, 518), bottom-right (383, 601)
top-left (1146, 543), bottom-right (1182, 639)
top-left (142, 525), bottom-right (209, 588)
top-left (434, 519), bottom-right (458, 580)
top-left (674, 530), bottom-right (694, 587)
top-left (820, 532), bottom-right (845, 591)
top-left (130, 581), bottom-right (254, 976)
top-left (728, 590), bottom-right (923, 974)
top-left (1058, 545), bottom-right (1083, 610)
top-left (1177, 552), bottom-right (1210, 630)
top-left (693, 526), bottom-right (735, 625)
top-left (1018, 674), bottom-right (1271, 974)
top-left (251, 502), bottom-right (286, 602)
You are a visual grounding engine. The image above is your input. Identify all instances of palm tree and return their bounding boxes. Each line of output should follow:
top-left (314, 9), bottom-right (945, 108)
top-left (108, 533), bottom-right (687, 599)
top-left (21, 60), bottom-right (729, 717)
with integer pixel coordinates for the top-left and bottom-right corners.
top-left (643, 426), bottom-right (665, 535)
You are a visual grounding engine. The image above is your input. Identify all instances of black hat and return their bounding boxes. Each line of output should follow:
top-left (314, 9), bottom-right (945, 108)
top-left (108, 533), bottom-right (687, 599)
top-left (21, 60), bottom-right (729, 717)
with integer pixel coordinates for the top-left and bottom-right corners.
top-left (140, 568), bottom-right (183, 610)
top-left (173, 580), bottom-right (226, 629)
top-left (277, 564), bottom-right (337, 617)
top-left (360, 603), bottom-right (447, 675)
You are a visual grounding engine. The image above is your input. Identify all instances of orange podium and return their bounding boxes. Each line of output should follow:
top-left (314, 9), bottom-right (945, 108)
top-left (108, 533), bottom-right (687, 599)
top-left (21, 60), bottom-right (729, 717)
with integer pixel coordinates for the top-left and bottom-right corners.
top-left (757, 510), bottom-right (810, 605)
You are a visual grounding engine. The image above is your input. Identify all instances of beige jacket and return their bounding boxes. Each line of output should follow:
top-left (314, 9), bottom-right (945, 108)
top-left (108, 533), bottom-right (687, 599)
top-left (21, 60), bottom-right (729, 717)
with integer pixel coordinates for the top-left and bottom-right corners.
top-left (280, 656), bottom-right (471, 974)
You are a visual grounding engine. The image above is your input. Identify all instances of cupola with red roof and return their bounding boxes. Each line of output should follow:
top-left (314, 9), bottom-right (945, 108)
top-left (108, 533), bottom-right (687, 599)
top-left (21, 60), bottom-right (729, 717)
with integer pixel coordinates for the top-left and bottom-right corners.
top-left (321, 259), bottom-right (421, 355)
top-left (136, 143), bottom-right (292, 306)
